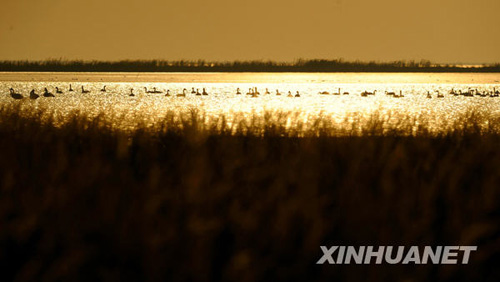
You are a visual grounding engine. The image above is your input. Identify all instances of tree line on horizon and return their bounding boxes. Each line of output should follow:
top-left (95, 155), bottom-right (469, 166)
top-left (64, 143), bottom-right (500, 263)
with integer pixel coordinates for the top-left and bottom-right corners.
top-left (1, 59), bottom-right (499, 72)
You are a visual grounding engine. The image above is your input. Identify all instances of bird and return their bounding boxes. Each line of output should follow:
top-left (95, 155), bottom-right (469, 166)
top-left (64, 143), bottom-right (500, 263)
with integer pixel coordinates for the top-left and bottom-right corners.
top-left (343, 91), bottom-right (349, 95)
top-left (191, 88), bottom-right (196, 94)
top-left (436, 90), bottom-right (444, 98)
top-left (361, 90), bottom-right (376, 96)
top-left (177, 88), bottom-right (187, 97)
top-left (236, 88), bottom-right (241, 94)
top-left (276, 89), bottom-right (281, 96)
top-left (30, 89), bottom-right (39, 99)
top-left (397, 90), bottom-right (404, 98)
top-left (332, 88), bottom-right (341, 95)
top-left (196, 89), bottom-right (201, 96)
top-left (426, 91), bottom-right (432, 98)
top-left (165, 90), bottom-right (171, 97)
top-left (153, 87), bottom-right (162, 94)
top-left (9, 88), bottom-right (23, 99)
top-left (287, 91), bottom-right (293, 97)
top-left (246, 88), bottom-right (253, 95)
top-left (254, 87), bottom-right (260, 95)
top-left (385, 91), bottom-right (395, 96)
top-left (55, 87), bottom-right (63, 94)
top-left (129, 88), bottom-right (135, 96)
top-left (491, 88), bottom-right (499, 97)
top-left (43, 88), bottom-right (55, 97)
top-left (468, 88), bottom-right (475, 96)
top-left (460, 89), bottom-right (473, 97)
top-left (144, 87), bottom-right (153, 93)
top-left (449, 88), bottom-right (456, 95)
top-left (81, 86), bottom-right (90, 94)
top-left (265, 88), bottom-right (270, 94)
top-left (202, 88), bottom-right (208, 95)
top-left (69, 84), bottom-right (74, 92)
top-left (295, 91), bottom-right (300, 97)
top-left (101, 85), bottom-right (106, 92)
top-left (319, 91), bottom-right (329, 95)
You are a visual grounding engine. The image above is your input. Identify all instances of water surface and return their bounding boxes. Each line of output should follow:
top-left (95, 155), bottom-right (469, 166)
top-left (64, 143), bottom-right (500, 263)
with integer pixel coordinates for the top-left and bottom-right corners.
top-left (1, 72), bottom-right (500, 133)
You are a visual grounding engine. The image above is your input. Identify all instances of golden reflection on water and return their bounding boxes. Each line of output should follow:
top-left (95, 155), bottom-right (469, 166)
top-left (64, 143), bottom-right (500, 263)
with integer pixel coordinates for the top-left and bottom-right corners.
top-left (1, 73), bottom-right (500, 134)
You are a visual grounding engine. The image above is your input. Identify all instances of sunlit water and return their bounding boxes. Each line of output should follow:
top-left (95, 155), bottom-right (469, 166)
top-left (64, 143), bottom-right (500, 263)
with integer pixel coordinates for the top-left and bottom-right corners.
top-left (1, 72), bottom-right (500, 133)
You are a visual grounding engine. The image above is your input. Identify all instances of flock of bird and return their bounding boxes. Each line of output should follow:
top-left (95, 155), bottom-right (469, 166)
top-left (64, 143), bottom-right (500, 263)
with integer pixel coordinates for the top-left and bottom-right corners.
top-left (237, 87), bottom-right (301, 97)
top-left (8, 84), bottom-right (101, 100)
top-left (6, 84), bottom-right (500, 100)
top-left (318, 87), bottom-right (500, 98)
top-left (6, 84), bottom-right (210, 99)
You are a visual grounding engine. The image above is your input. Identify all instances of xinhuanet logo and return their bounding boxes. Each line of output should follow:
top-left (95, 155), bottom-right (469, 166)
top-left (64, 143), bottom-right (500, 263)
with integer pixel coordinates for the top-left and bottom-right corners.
top-left (317, 246), bottom-right (477, 265)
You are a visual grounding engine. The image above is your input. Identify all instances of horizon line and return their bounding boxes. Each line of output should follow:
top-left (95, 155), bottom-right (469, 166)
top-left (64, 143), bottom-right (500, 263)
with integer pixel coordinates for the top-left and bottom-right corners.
top-left (1, 58), bottom-right (499, 67)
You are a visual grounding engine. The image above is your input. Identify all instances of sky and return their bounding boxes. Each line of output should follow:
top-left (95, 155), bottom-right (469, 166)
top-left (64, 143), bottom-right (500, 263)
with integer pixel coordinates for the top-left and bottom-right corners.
top-left (1, 0), bottom-right (499, 64)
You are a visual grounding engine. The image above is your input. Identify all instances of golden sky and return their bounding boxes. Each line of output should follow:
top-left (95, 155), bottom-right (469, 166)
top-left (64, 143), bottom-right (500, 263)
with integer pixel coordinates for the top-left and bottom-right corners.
top-left (1, 0), bottom-right (499, 63)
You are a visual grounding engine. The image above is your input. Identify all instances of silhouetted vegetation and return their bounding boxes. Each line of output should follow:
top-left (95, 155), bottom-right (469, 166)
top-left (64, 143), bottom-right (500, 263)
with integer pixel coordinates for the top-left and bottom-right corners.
top-left (1, 104), bottom-right (499, 281)
top-left (1, 59), bottom-right (500, 72)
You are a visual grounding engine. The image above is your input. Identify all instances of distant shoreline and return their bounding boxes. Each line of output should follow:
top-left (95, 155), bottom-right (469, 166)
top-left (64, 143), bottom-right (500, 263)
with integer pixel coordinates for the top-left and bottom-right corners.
top-left (1, 59), bottom-right (500, 73)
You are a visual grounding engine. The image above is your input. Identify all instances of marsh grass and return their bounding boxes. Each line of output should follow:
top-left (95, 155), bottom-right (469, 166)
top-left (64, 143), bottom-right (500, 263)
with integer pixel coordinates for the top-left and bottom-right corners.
top-left (0, 104), bottom-right (500, 281)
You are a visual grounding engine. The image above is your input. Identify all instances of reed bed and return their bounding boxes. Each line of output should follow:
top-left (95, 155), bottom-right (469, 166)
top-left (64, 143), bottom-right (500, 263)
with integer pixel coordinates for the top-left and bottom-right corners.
top-left (0, 104), bottom-right (499, 281)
